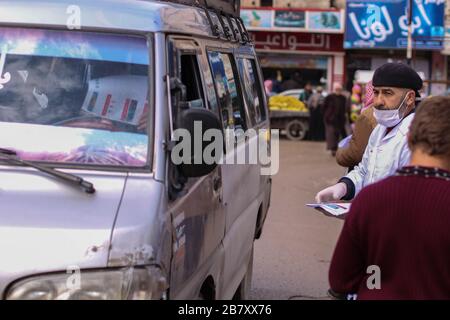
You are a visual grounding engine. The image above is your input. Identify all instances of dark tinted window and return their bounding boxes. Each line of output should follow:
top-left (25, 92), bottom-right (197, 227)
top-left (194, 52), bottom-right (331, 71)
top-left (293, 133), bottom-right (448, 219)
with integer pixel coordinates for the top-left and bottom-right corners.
top-left (236, 58), bottom-right (266, 126)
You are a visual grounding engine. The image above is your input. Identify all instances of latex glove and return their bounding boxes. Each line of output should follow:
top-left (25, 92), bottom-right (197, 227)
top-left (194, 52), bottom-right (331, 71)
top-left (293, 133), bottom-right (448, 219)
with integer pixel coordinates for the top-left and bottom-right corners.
top-left (315, 182), bottom-right (347, 203)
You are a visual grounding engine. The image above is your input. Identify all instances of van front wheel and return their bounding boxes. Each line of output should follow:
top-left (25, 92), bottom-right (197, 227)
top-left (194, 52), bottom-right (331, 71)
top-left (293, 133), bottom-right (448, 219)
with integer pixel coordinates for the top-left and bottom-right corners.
top-left (232, 247), bottom-right (254, 300)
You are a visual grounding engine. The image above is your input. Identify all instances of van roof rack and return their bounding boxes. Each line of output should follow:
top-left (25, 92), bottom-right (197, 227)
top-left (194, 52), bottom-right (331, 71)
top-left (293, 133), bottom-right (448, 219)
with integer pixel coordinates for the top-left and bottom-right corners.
top-left (160, 0), bottom-right (240, 17)
top-left (159, 0), bottom-right (251, 44)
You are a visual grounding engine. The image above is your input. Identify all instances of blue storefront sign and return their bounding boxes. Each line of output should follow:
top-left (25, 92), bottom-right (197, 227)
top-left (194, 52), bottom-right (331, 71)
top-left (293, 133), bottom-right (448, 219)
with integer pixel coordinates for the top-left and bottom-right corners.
top-left (344, 0), bottom-right (445, 50)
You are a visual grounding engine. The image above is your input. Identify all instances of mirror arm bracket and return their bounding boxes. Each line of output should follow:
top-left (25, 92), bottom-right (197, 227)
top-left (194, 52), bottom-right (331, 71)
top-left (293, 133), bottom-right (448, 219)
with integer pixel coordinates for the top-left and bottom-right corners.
top-left (169, 77), bottom-right (187, 101)
top-left (164, 140), bottom-right (177, 152)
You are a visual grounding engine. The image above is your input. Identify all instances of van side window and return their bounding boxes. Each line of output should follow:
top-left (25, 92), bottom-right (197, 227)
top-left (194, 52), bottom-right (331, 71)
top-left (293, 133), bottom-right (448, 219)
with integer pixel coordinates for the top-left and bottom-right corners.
top-left (180, 54), bottom-right (204, 104)
top-left (207, 51), bottom-right (246, 133)
top-left (168, 53), bottom-right (205, 129)
top-left (236, 58), bottom-right (266, 126)
top-left (197, 53), bottom-right (219, 115)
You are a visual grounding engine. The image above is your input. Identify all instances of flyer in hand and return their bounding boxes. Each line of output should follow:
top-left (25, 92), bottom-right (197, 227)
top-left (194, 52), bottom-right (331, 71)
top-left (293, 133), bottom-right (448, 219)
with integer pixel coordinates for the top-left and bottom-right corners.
top-left (306, 203), bottom-right (351, 219)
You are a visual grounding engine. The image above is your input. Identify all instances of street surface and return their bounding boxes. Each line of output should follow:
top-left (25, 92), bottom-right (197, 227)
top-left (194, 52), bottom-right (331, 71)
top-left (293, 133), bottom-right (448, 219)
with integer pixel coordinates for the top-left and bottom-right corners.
top-left (250, 140), bottom-right (346, 300)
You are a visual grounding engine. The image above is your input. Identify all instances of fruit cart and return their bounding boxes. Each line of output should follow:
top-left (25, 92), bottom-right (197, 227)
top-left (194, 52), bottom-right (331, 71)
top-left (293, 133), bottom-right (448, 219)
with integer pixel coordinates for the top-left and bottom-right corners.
top-left (268, 95), bottom-right (310, 141)
top-left (270, 110), bottom-right (310, 141)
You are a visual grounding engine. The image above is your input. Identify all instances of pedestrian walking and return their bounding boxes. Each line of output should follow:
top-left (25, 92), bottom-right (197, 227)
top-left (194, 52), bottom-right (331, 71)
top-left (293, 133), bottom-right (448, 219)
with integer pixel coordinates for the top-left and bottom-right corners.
top-left (307, 86), bottom-right (325, 141)
top-left (322, 83), bottom-right (347, 156)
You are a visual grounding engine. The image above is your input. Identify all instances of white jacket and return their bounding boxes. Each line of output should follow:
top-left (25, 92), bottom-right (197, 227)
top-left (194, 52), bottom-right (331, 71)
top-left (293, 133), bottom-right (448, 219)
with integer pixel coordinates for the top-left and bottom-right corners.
top-left (344, 112), bottom-right (414, 197)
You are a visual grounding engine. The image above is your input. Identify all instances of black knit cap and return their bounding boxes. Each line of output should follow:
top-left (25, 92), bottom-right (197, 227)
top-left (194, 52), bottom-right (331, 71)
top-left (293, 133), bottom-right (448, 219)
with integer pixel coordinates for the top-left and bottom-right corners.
top-left (372, 63), bottom-right (423, 96)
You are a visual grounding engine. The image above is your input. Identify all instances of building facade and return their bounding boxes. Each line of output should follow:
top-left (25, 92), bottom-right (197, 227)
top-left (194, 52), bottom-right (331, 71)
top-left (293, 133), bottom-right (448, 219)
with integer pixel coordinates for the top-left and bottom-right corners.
top-left (241, 0), bottom-right (346, 93)
top-left (242, 0), bottom-right (448, 96)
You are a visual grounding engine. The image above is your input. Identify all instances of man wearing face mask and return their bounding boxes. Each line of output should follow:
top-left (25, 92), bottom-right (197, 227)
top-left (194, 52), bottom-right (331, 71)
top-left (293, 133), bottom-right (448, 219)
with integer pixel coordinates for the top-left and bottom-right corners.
top-left (315, 63), bottom-right (422, 203)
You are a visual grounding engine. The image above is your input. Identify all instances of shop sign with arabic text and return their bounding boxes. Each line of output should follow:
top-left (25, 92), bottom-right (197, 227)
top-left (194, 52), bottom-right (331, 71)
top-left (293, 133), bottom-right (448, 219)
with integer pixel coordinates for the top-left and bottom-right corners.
top-left (345, 0), bottom-right (445, 49)
top-left (251, 32), bottom-right (344, 52)
top-left (241, 8), bottom-right (344, 33)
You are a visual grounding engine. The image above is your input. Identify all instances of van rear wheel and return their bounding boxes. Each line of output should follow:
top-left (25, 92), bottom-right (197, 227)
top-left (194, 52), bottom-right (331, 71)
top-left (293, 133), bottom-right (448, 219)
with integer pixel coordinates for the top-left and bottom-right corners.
top-left (232, 247), bottom-right (254, 300)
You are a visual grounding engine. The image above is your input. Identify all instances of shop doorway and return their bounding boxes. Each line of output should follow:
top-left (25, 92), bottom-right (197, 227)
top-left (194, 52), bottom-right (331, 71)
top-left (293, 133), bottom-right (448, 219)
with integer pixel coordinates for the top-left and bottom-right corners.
top-left (262, 68), bottom-right (327, 93)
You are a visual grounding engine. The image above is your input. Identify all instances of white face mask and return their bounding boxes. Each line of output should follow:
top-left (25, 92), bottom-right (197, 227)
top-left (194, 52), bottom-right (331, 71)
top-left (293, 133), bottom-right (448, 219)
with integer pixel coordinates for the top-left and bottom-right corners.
top-left (373, 92), bottom-right (410, 128)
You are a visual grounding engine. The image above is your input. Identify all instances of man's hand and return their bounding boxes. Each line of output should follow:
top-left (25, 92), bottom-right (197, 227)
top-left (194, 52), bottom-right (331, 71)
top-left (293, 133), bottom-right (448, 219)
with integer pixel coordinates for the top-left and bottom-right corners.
top-left (315, 182), bottom-right (347, 203)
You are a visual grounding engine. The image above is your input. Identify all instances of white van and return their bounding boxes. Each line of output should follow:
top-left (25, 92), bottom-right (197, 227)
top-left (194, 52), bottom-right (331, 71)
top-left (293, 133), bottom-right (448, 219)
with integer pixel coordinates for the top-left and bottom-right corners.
top-left (0, 0), bottom-right (272, 299)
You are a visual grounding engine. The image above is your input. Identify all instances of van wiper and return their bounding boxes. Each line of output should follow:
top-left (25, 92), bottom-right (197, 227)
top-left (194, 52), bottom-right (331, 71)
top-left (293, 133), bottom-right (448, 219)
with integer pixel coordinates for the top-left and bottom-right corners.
top-left (0, 148), bottom-right (95, 194)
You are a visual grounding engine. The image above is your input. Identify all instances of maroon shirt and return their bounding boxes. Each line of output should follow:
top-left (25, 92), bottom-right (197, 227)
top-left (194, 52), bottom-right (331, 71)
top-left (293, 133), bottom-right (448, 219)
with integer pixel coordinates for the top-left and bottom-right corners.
top-left (329, 167), bottom-right (450, 299)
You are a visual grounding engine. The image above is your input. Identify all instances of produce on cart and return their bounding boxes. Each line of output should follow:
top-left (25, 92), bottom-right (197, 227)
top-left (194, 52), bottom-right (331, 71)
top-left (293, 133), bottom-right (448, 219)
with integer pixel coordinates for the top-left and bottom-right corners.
top-left (268, 95), bottom-right (310, 141)
top-left (269, 95), bottom-right (308, 112)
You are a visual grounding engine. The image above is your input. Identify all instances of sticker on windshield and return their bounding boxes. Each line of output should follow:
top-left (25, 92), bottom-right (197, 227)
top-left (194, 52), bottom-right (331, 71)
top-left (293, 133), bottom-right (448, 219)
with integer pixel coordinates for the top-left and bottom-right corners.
top-left (0, 44), bottom-right (11, 90)
top-left (81, 75), bottom-right (148, 125)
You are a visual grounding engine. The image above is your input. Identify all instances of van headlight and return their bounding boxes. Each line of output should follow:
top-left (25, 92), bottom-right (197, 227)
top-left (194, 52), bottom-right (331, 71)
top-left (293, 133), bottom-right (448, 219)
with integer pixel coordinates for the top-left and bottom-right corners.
top-left (6, 266), bottom-right (167, 300)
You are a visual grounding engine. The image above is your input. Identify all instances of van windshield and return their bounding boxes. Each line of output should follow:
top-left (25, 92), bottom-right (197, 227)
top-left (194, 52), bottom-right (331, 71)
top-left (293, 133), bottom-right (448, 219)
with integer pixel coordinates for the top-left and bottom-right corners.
top-left (0, 27), bottom-right (150, 168)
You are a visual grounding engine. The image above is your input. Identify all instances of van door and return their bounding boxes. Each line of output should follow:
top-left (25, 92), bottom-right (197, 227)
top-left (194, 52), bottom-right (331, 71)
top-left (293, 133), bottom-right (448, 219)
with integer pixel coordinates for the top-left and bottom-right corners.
top-left (206, 49), bottom-right (260, 298)
top-left (166, 38), bottom-right (224, 299)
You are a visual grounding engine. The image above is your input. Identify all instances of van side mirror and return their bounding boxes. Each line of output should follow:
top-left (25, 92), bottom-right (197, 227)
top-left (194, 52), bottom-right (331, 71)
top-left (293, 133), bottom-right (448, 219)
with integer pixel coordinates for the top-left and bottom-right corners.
top-left (174, 108), bottom-right (223, 178)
